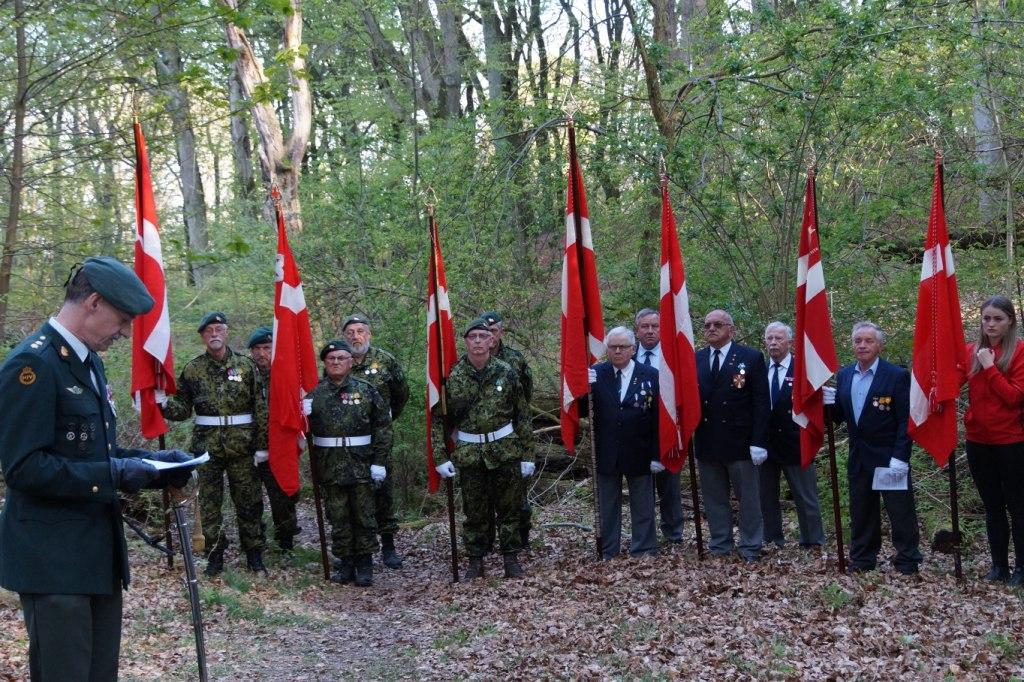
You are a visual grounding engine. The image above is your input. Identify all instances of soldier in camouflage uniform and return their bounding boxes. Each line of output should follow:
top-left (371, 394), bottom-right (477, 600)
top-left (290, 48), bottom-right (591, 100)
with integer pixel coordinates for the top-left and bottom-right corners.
top-left (307, 339), bottom-right (393, 587)
top-left (482, 310), bottom-right (535, 550)
top-left (342, 315), bottom-right (409, 570)
top-left (248, 326), bottom-right (300, 552)
top-left (163, 312), bottom-right (268, 576)
top-left (432, 318), bottom-right (535, 579)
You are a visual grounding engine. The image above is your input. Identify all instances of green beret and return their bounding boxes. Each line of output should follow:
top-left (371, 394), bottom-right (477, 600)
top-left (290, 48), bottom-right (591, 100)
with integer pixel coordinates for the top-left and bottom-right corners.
top-left (247, 326), bottom-right (273, 348)
top-left (198, 312), bottom-right (228, 333)
top-left (481, 310), bottom-right (503, 326)
top-left (80, 256), bottom-right (154, 316)
top-left (342, 314), bottom-right (370, 331)
top-left (320, 339), bottom-right (353, 360)
top-left (463, 317), bottom-right (492, 337)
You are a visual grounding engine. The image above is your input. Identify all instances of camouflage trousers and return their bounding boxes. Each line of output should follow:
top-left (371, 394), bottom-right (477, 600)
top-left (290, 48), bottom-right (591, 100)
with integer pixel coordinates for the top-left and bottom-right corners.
top-left (199, 452), bottom-right (266, 552)
top-left (486, 476), bottom-right (531, 552)
top-left (460, 460), bottom-right (523, 557)
top-left (374, 475), bottom-right (399, 536)
top-left (256, 461), bottom-right (299, 545)
top-left (324, 481), bottom-right (378, 558)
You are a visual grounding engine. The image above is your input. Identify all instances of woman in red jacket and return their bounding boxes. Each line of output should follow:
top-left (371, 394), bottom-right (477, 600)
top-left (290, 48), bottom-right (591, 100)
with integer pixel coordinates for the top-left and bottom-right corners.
top-left (964, 296), bottom-right (1024, 586)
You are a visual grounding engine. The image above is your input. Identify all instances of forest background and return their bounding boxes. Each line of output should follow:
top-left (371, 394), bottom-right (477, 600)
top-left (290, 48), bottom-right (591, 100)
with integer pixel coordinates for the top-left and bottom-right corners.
top-left (1, 0), bottom-right (1023, 542)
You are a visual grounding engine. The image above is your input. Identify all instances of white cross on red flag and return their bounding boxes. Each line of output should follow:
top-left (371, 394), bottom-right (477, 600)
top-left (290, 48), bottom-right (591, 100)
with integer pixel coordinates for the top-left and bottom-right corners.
top-left (560, 123), bottom-right (605, 453)
top-left (792, 168), bottom-right (839, 468)
top-left (269, 193), bottom-right (319, 495)
top-left (425, 209), bottom-right (458, 494)
top-left (908, 154), bottom-right (967, 466)
top-left (657, 175), bottom-right (700, 471)
top-left (130, 119), bottom-right (176, 440)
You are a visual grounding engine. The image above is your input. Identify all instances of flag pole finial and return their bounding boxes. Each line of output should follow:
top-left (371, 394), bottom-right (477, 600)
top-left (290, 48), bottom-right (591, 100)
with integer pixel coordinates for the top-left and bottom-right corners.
top-left (562, 89), bottom-right (581, 125)
top-left (270, 185), bottom-right (282, 206)
top-left (659, 154), bottom-right (667, 188)
top-left (808, 145), bottom-right (817, 174)
top-left (423, 186), bottom-right (438, 216)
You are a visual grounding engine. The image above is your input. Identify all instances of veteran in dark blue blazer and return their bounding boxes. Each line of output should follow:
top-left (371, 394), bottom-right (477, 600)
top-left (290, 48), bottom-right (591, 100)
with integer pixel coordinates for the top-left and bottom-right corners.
top-left (827, 321), bottom-right (922, 574)
top-left (589, 326), bottom-right (661, 560)
top-left (693, 309), bottom-right (770, 562)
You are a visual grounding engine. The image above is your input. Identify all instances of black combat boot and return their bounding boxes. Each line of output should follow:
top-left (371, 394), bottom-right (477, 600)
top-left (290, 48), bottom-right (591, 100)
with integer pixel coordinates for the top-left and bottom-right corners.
top-left (503, 553), bottom-right (525, 579)
top-left (354, 554), bottom-right (374, 587)
top-left (331, 557), bottom-right (355, 584)
top-left (381, 534), bottom-right (404, 569)
top-left (246, 548), bottom-right (267, 574)
top-left (465, 556), bottom-right (485, 580)
top-left (278, 534), bottom-right (295, 552)
top-left (204, 546), bottom-right (224, 577)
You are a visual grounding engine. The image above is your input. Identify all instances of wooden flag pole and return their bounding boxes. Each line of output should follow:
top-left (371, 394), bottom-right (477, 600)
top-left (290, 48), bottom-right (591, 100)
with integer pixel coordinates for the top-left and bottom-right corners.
top-left (306, 437), bottom-right (331, 581)
top-left (948, 452), bottom-right (963, 581)
top-left (687, 442), bottom-right (704, 559)
top-left (824, 404), bottom-right (846, 573)
top-left (158, 431), bottom-right (173, 569)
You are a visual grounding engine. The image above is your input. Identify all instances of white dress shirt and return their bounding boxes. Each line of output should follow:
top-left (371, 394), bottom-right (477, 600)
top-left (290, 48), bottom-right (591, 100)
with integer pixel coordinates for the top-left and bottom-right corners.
top-left (49, 316), bottom-right (98, 392)
top-left (708, 340), bottom-right (732, 372)
top-left (613, 360), bottom-right (635, 403)
top-left (767, 353), bottom-right (792, 390)
top-left (637, 343), bottom-right (662, 370)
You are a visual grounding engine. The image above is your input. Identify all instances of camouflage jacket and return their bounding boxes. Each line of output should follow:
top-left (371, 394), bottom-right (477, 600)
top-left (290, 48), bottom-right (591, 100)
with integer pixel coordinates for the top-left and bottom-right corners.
top-left (494, 342), bottom-right (533, 404)
top-left (163, 347), bottom-right (268, 453)
top-left (351, 346), bottom-right (409, 420)
top-left (308, 375), bottom-right (393, 486)
top-left (431, 355), bottom-right (534, 468)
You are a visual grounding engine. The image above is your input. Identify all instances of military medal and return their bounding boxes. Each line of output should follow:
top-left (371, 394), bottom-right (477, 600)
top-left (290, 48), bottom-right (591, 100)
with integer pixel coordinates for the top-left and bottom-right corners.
top-left (353, 392), bottom-right (361, 405)
top-left (732, 363), bottom-right (747, 389)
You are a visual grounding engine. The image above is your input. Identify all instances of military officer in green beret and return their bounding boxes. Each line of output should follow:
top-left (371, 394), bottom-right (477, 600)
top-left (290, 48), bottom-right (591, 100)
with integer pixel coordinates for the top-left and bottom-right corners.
top-left (248, 326), bottom-right (300, 552)
top-left (342, 314), bottom-right (409, 570)
top-left (0, 257), bottom-right (197, 681)
top-left (431, 318), bottom-right (535, 579)
top-left (307, 339), bottom-right (393, 586)
top-left (482, 310), bottom-right (535, 550)
top-left (162, 312), bottom-right (269, 576)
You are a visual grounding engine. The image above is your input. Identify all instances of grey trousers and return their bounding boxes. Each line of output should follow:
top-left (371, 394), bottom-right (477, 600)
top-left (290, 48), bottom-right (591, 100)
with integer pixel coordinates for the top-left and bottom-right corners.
top-left (21, 589), bottom-right (122, 681)
top-left (597, 472), bottom-right (658, 560)
top-left (698, 458), bottom-right (764, 559)
top-left (655, 470), bottom-right (685, 541)
top-left (759, 459), bottom-right (826, 546)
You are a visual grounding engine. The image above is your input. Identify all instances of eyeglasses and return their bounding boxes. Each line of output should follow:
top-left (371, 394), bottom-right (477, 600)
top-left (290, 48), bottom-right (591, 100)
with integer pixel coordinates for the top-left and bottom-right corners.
top-left (607, 344), bottom-right (634, 352)
top-left (703, 321), bottom-right (728, 329)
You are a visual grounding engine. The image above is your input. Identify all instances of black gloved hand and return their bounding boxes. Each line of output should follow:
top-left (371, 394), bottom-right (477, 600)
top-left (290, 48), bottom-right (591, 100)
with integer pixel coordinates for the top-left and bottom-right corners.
top-left (150, 450), bottom-right (200, 489)
top-left (148, 449), bottom-right (193, 464)
top-left (110, 458), bottom-right (159, 494)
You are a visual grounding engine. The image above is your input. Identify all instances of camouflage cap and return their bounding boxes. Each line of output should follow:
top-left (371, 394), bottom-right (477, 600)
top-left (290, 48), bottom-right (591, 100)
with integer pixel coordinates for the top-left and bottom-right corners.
top-left (247, 326), bottom-right (273, 348)
top-left (463, 317), bottom-right (492, 337)
top-left (320, 338), bottom-right (353, 360)
top-left (198, 312), bottom-right (228, 333)
top-left (342, 314), bottom-right (371, 331)
top-left (79, 256), bottom-right (155, 316)
top-left (481, 310), bottom-right (503, 326)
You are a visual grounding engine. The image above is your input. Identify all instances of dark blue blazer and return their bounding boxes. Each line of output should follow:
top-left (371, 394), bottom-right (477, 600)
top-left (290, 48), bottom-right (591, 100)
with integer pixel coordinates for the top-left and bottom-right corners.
top-left (694, 342), bottom-right (769, 462)
top-left (591, 361), bottom-right (659, 477)
top-left (833, 358), bottom-right (911, 475)
top-left (767, 360), bottom-right (800, 466)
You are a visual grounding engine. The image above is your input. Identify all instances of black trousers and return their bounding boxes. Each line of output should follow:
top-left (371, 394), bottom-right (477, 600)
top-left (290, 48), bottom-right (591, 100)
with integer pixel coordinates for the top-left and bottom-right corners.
top-left (21, 588), bottom-right (122, 681)
top-left (967, 440), bottom-right (1024, 569)
top-left (848, 468), bottom-right (922, 572)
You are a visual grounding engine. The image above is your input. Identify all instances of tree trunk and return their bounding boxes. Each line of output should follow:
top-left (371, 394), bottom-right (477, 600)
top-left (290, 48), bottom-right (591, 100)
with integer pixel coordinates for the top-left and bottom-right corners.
top-left (0, 0), bottom-right (28, 341)
top-left (437, 0), bottom-right (463, 117)
top-left (227, 69), bottom-right (258, 212)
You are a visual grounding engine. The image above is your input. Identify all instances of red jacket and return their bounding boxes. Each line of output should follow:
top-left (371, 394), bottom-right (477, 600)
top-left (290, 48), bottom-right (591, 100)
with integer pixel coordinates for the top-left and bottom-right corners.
top-left (963, 339), bottom-right (1024, 445)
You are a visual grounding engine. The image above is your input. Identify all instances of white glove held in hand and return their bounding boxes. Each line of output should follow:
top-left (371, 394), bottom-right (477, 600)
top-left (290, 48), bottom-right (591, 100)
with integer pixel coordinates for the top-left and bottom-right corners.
top-left (435, 460), bottom-right (456, 478)
top-left (520, 461), bottom-right (536, 478)
top-left (253, 450), bottom-right (269, 465)
top-left (888, 457), bottom-right (910, 474)
top-left (301, 398), bottom-right (313, 416)
top-left (650, 460), bottom-right (666, 474)
top-left (822, 386), bottom-right (836, 405)
top-left (588, 368), bottom-right (597, 384)
top-left (750, 446), bottom-right (768, 466)
top-left (370, 464), bottom-right (387, 482)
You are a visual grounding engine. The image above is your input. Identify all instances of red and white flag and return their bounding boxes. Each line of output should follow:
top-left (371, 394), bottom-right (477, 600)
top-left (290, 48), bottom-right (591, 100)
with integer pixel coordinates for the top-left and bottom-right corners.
top-left (792, 168), bottom-right (839, 468)
top-left (130, 119), bottom-right (176, 440)
top-left (425, 209), bottom-right (458, 494)
top-left (908, 154), bottom-right (967, 467)
top-left (268, 193), bottom-right (319, 495)
top-left (560, 123), bottom-right (605, 453)
top-left (657, 175), bottom-right (701, 472)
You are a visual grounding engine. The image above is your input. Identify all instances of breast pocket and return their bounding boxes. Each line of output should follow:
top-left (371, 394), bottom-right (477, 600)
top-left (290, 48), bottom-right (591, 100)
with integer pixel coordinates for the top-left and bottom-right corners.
top-left (56, 396), bottom-right (102, 458)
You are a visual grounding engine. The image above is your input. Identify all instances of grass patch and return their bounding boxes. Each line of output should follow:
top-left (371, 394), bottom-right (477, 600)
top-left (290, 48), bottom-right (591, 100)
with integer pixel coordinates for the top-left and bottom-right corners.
top-left (820, 582), bottom-right (854, 611)
top-left (433, 627), bottom-right (471, 650)
top-left (984, 632), bottom-right (1020, 658)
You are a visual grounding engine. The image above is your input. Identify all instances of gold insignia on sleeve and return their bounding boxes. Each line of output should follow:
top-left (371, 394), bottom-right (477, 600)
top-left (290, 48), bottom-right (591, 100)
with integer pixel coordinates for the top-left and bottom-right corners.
top-left (18, 367), bottom-right (36, 385)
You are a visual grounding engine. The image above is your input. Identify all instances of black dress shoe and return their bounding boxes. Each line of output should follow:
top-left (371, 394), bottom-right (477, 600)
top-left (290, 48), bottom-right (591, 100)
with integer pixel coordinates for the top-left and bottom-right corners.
top-left (1009, 567), bottom-right (1024, 588)
top-left (847, 564), bottom-right (875, 574)
top-left (984, 565), bottom-right (1010, 582)
top-left (895, 565), bottom-right (919, 576)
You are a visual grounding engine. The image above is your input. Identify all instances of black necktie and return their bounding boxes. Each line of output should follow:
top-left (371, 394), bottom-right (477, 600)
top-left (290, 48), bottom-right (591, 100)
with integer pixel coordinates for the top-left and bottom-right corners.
top-left (710, 349), bottom-right (721, 380)
top-left (771, 363), bottom-right (781, 407)
top-left (615, 369), bottom-right (622, 397)
top-left (643, 350), bottom-right (653, 366)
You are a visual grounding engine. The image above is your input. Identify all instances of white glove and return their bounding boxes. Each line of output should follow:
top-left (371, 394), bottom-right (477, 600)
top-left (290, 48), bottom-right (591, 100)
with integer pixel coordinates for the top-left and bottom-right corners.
top-left (888, 457), bottom-right (910, 474)
top-left (253, 450), bottom-right (269, 465)
top-left (822, 386), bottom-right (836, 405)
top-left (370, 464), bottom-right (387, 482)
top-left (588, 367), bottom-right (597, 384)
top-left (520, 461), bottom-right (536, 478)
top-left (435, 460), bottom-right (456, 478)
top-left (155, 389), bottom-right (168, 407)
top-left (650, 460), bottom-right (666, 474)
top-left (750, 446), bottom-right (768, 466)
top-left (301, 398), bottom-right (313, 416)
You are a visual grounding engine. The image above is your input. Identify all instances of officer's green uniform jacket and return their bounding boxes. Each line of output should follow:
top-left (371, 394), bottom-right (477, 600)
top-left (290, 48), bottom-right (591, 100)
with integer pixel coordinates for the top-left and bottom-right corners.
top-left (0, 322), bottom-right (148, 594)
top-left (493, 342), bottom-right (533, 404)
top-left (308, 375), bottom-right (393, 485)
top-left (163, 347), bottom-right (268, 456)
top-left (351, 346), bottom-right (409, 420)
top-left (431, 356), bottom-right (534, 468)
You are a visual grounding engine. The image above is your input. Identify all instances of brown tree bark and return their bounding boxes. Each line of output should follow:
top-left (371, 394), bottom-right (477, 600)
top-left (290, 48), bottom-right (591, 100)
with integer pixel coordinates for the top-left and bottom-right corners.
top-left (0, 0), bottom-right (28, 341)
